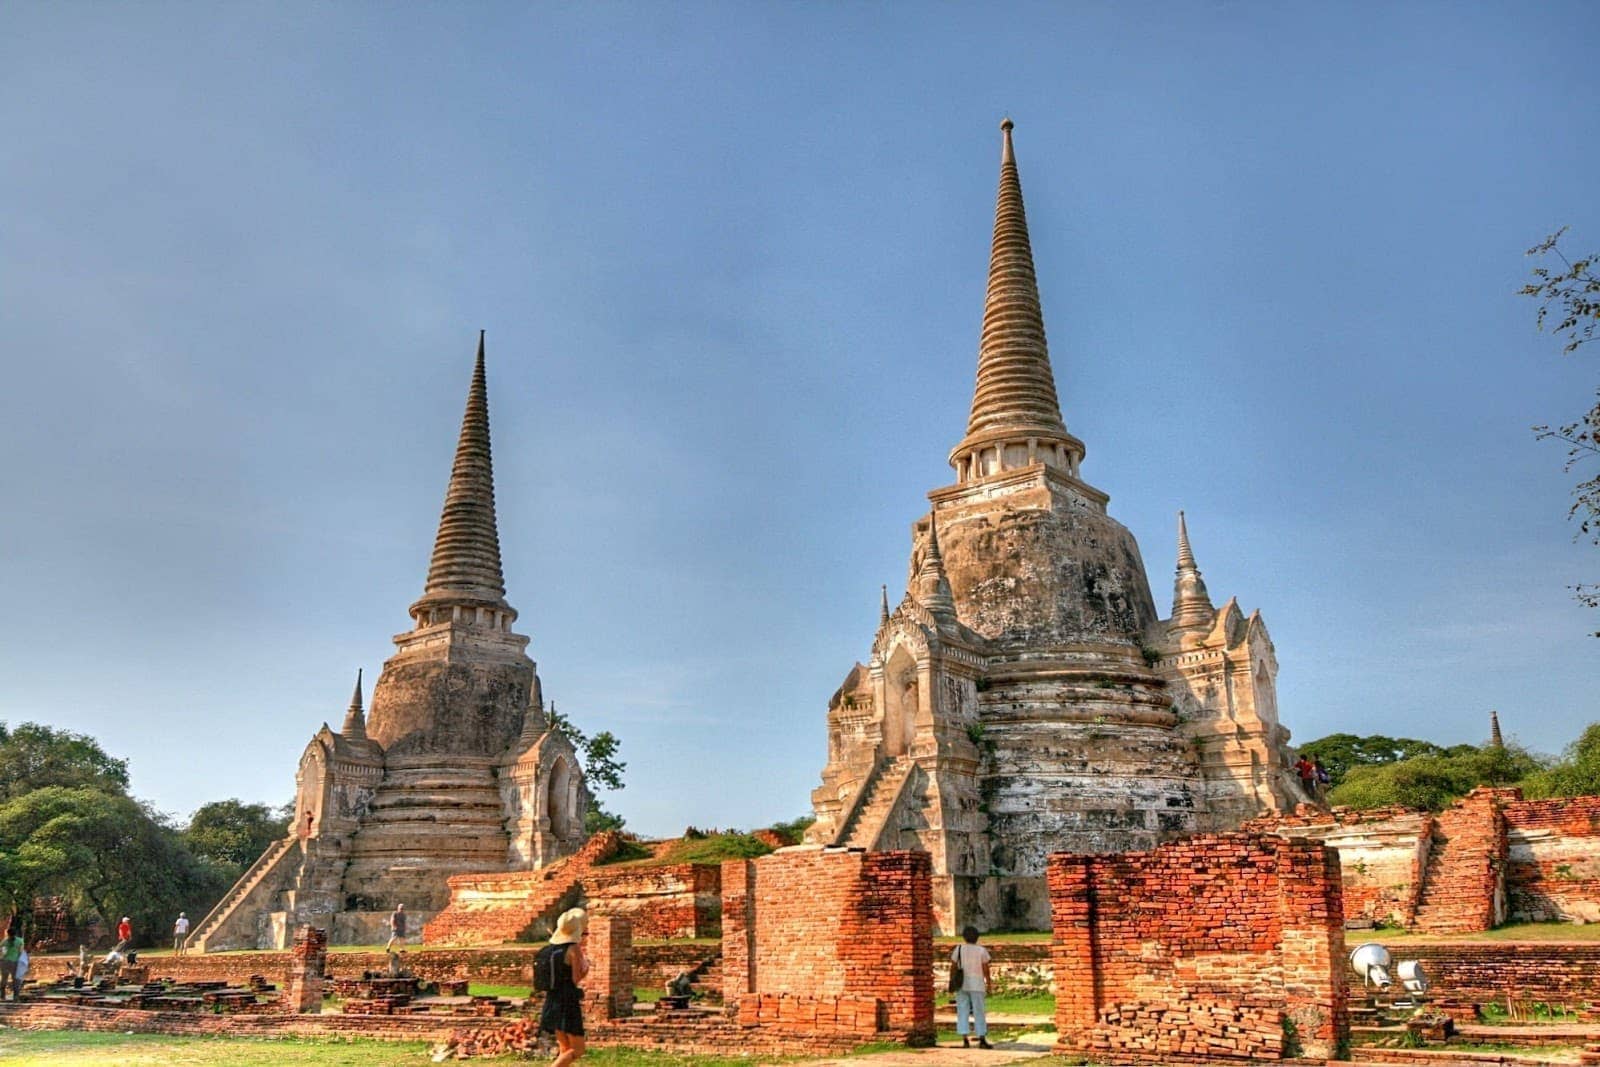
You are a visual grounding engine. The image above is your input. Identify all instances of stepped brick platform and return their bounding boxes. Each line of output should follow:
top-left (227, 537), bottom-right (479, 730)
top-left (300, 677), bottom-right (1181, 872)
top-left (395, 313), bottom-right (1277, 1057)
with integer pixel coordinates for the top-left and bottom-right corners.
top-left (586, 861), bottom-right (722, 939)
top-left (422, 831), bottom-right (622, 945)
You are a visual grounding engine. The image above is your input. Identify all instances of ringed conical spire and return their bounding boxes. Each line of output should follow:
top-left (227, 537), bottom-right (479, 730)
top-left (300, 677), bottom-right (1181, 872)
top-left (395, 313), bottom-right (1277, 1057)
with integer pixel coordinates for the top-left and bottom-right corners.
top-left (341, 669), bottom-right (367, 739)
top-left (1171, 511), bottom-right (1215, 634)
top-left (950, 120), bottom-right (1084, 481)
top-left (411, 332), bottom-right (512, 622)
top-left (915, 513), bottom-right (957, 616)
top-left (1489, 710), bottom-right (1504, 749)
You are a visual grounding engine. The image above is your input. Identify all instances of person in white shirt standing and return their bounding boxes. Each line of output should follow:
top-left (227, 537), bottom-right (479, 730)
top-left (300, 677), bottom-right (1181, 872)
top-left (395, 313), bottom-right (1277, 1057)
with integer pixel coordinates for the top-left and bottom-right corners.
top-left (172, 913), bottom-right (190, 955)
top-left (951, 925), bottom-right (992, 1049)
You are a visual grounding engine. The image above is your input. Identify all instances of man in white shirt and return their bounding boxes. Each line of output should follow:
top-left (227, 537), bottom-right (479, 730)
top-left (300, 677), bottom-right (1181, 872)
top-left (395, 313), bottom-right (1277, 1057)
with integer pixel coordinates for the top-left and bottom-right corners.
top-left (172, 913), bottom-right (190, 955)
top-left (951, 926), bottom-right (992, 1049)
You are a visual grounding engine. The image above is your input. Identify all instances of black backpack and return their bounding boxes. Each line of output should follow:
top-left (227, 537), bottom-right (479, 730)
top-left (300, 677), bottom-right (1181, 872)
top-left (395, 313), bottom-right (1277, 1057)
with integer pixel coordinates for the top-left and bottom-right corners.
top-left (533, 943), bottom-right (567, 993)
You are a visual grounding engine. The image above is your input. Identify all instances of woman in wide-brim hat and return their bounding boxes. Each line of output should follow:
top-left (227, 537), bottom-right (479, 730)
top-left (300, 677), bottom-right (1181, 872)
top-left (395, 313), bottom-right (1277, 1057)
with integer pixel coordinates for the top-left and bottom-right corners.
top-left (539, 907), bottom-right (589, 1066)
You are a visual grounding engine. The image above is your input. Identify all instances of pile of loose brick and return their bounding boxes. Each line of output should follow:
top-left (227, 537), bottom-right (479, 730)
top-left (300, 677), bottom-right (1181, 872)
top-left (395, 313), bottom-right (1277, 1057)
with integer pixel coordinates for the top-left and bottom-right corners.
top-left (422, 830), bottom-right (623, 945)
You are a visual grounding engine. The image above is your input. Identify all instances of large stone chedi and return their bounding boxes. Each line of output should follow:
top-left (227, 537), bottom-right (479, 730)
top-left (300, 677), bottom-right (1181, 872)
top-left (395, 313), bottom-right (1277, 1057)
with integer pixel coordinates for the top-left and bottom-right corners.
top-left (192, 336), bottom-right (591, 951)
top-left (807, 122), bottom-right (1303, 933)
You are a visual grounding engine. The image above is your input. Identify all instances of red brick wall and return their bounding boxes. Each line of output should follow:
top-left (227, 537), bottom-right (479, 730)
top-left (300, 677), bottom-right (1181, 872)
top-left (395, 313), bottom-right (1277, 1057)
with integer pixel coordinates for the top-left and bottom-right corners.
top-left (586, 864), bottom-right (721, 939)
top-left (1244, 806), bottom-right (1432, 928)
top-left (721, 849), bottom-right (934, 1043)
top-left (1504, 796), bottom-right (1600, 924)
top-left (1049, 833), bottom-right (1348, 1062)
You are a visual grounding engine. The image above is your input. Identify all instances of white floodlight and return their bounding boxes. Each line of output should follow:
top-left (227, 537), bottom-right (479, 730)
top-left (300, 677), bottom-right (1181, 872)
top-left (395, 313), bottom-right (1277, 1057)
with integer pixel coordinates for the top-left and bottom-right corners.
top-left (1349, 942), bottom-right (1393, 989)
top-left (1398, 960), bottom-right (1429, 994)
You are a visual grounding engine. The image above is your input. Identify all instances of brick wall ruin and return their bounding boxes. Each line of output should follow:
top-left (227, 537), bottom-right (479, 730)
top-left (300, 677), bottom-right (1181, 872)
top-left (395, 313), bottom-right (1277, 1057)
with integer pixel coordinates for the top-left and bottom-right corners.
top-left (583, 914), bottom-right (634, 1021)
top-left (1504, 795), bottom-right (1600, 925)
top-left (722, 848), bottom-right (934, 1044)
top-left (1248, 789), bottom-right (1600, 932)
top-left (1049, 833), bottom-right (1348, 1062)
top-left (586, 863), bottom-right (721, 939)
top-left (283, 926), bottom-right (327, 1014)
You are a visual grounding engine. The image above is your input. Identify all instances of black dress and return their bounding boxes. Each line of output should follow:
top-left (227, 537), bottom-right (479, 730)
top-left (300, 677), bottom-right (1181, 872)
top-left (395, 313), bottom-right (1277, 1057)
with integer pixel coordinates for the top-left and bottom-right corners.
top-left (538, 944), bottom-right (584, 1037)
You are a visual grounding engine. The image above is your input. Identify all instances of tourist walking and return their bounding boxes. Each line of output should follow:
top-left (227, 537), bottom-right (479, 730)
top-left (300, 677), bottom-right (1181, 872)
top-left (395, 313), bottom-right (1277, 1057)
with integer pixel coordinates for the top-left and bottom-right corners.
top-left (1, 923), bottom-right (25, 1001)
top-left (172, 912), bottom-right (190, 954)
top-left (115, 916), bottom-right (132, 951)
top-left (950, 925), bottom-right (992, 1049)
top-left (538, 907), bottom-right (589, 1067)
top-left (385, 903), bottom-right (407, 952)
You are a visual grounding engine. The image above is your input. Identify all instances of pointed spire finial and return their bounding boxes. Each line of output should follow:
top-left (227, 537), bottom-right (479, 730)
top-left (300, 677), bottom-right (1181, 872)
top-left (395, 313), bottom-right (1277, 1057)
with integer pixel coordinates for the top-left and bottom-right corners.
top-left (341, 668), bottom-right (367, 739)
top-left (1490, 710), bottom-right (1504, 749)
top-left (880, 584), bottom-right (890, 624)
top-left (949, 120), bottom-right (1082, 481)
top-left (411, 332), bottom-right (512, 624)
top-left (1177, 510), bottom-right (1197, 570)
top-left (1171, 510), bottom-right (1214, 633)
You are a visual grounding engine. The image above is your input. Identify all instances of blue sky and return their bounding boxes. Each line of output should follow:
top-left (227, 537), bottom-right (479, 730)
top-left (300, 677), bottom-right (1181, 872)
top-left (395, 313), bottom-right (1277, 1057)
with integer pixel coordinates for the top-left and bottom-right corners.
top-left (2, 3), bottom-right (1596, 838)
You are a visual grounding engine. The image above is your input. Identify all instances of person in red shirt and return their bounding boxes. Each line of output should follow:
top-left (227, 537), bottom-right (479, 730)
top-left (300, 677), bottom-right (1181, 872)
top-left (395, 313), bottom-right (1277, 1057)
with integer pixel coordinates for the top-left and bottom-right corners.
top-left (115, 917), bottom-right (132, 950)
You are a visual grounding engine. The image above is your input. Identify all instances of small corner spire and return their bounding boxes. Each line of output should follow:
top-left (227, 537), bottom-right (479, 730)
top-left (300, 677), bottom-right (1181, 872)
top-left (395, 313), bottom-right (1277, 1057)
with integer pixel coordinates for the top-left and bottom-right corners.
top-left (915, 511), bottom-right (957, 616)
top-left (1489, 710), bottom-right (1504, 749)
top-left (341, 668), bottom-right (367, 739)
top-left (1171, 510), bottom-right (1214, 633)
top-left (880, 584), bottom-right (890, 624)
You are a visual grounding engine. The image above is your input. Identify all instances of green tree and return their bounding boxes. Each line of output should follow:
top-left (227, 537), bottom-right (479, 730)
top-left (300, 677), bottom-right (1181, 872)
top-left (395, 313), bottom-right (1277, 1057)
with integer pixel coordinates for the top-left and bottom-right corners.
top-left (1328, 743), bottom-right (1546, 811)
top-left (1522, 228), bottom-right (1599, 632)
top-left (183, 799), bottom-right (290, 875)
top-left (546, 706), bottom-right (627, 831)
top-left (0, 787), bottom-right (224, 945)
top-left (0, 722), bottom-right (130, 800)
top-left (1296, 733), bottom-right (1467, 788)
top-left (1521, 722), bottom-right (1600, 798)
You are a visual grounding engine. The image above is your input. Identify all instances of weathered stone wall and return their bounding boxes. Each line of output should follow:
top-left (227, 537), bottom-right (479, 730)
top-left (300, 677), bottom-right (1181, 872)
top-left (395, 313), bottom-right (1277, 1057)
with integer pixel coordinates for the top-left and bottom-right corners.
top-left (722, 849), bottom-right (934, 1042)
top-left (1049, 833), bottom-right (1348, 1062)
top-left (1383, 943), bottom-right (1600, 1019)
top-left (1504, 796), bottom-right (1600, 924)
top-left (586, 863), bottom-right (721, 939)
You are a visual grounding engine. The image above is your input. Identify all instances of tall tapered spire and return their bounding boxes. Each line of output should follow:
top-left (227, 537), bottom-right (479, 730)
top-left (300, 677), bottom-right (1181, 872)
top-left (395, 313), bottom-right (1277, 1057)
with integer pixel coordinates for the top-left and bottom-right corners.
top-left (341, 669), bottom-right (367, 739)
top-left (411, 332), bottom-right (512, 623)
top-left (1171, 511), bottom-right (1214, 634)
top-left (949, 120), bottom-right (1084, 482)
top-left (880, 584), bottom-right (891, 625)
top-left (1489, 710), bottom-right (1504, 749)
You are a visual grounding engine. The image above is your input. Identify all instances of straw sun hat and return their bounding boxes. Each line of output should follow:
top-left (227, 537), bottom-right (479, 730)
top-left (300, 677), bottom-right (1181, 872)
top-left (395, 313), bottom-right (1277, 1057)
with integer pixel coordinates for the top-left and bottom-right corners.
top-left (549, 907), bottom-right (587, 945)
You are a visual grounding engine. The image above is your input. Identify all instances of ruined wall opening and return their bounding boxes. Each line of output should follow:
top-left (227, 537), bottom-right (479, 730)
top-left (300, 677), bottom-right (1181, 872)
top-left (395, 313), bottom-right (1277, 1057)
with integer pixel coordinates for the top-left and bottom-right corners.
top-left (548, 755), bottom-right (580, 839)
top-left (882, 646), bottom-right (918, 758)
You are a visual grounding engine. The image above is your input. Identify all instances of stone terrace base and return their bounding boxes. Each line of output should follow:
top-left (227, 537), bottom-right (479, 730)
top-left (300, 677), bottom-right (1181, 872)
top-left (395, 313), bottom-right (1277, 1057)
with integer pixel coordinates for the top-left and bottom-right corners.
top-left (1050, 833), bottom-right (1349, 1062)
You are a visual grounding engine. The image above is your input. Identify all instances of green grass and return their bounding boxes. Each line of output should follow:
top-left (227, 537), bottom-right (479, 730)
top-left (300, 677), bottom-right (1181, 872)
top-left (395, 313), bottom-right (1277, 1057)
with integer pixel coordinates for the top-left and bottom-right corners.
top-left (937, 992), bottom-right (1054, 1015)
top-left (0, 1031), bottom-right (836, 1066)
top-left (0, 1031), bottom-right (437, 1065)
top-left (465, 982), bottom-right (528, 999)
top-left (932, 931), bottom-right (1049, 944)
top-left (1364, 920), bottom-right (1600, 943)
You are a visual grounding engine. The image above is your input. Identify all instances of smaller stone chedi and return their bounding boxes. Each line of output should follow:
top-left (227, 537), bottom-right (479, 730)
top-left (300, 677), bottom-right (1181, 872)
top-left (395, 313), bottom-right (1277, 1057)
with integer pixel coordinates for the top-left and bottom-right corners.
top-left (191, 335), bottom-right (592, 950)
top-left (806, 121), bottom-right (1305, 933)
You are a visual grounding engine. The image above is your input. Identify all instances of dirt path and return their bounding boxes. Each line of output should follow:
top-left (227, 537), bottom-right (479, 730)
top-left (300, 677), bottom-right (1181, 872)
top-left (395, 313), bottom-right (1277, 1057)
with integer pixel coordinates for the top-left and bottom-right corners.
top-left (798, 1029), bottom-right (1059, 1067)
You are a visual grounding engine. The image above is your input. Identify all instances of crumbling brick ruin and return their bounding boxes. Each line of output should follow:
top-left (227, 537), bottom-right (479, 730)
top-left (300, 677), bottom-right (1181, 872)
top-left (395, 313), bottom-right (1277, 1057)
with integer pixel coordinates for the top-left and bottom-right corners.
top-left (283, 926), bottom-right (327, 1014)
top-left (192, 336), bottom-right (593, 951)
top-left (1049, 833), bottom-right (1348, 1062)
top-left (1247, 787), bottom-right (1600, 932)
top-left (808, 118), bottom-right (1306, 933)
top-left (722, 848), bottom-right (936, 1045)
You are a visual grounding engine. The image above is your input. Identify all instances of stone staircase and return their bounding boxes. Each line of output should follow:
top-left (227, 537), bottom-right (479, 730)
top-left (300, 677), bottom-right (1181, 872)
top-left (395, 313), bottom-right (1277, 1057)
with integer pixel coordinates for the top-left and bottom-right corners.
top-left (1412, 790), bottom-right (1506, 934)
top-left (189, 836), bottom-right (303, 953)
top-left (836, 757), bottom-right (912, 850)
top-left (422, 831), bottom-right (622, 946)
